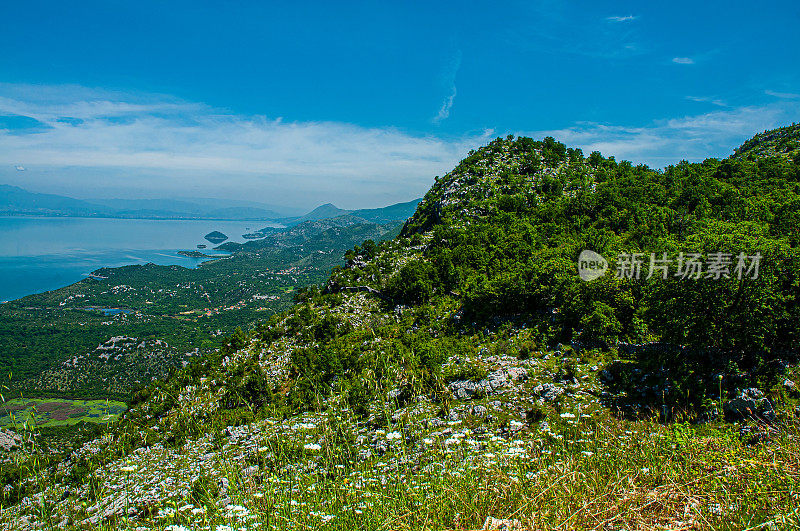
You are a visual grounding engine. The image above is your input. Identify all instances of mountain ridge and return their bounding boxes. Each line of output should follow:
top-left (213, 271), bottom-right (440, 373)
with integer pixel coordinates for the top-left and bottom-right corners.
top-left (3, 125), bottom-right (800, 530)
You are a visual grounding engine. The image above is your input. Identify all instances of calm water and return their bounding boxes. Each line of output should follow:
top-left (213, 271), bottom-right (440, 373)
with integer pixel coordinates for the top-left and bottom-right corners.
top-left (0, 216), bottom-right (280, 302)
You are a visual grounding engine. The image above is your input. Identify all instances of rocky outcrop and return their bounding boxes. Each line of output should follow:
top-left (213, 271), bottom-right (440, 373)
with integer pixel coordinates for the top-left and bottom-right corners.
top-left (724, 388), bottom-right (775, 421)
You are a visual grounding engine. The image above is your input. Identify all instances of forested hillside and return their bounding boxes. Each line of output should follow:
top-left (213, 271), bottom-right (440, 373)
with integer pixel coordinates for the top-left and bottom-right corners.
top-left (3, 126), bottom-right (800, 530)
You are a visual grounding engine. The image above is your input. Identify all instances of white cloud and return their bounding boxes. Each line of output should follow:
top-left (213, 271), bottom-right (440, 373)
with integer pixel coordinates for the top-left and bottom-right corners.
top-left (765, 89), bottom-right (800, 100)
top-left (0, 84), bottom-right (491, 208)
top-left (1, 83), bottom-right (796, 206)
top-left (606, 15), bottom-right (636, 22)
top-left (531, 101), bottom-right (800, 166)
top-left (672, 57), bottom-right (695, 65)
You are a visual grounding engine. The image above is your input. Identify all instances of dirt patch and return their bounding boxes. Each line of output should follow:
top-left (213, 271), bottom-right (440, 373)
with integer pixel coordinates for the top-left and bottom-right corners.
top-left (51, 407), bottom-right (86, 421)
top-left (36, 401), bottom-right (72, 413)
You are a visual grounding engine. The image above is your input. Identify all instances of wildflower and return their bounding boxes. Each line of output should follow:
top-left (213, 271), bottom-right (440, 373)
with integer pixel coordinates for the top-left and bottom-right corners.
top-left (560, 412), bottom-right (576, 419)
top-left (304, 443), bottom-right (322, 451)
top-left (225, 504), bottom-right (250, 518)
top-left (120, 464), bottom-right (138, 473)
top-left (386, 431), bottom-right (402, 440)
top-left (165, 526), bottom-right (191, 531)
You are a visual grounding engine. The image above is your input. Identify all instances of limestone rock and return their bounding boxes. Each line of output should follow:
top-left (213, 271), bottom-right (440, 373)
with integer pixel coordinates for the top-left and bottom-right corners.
top-left (724, 388), bottom-right (775, 421)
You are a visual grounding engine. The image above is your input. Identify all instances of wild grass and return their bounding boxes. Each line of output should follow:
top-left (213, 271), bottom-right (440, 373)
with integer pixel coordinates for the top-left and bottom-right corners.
top-left (4, 404), bottom-right (799, 530)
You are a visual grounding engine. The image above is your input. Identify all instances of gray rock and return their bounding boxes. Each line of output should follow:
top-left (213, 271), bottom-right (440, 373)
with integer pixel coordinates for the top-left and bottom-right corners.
top-left (506, 367), bottom-right (528, 381)
top-left (724, 388), bottom-right (775, 421)
top-left (448, 380), bottom-right (478, 399)
top-left (471, 405), bottom-right (488, 417)
top-left (532, 383), bottom-right (565, 402)
top-left (485, 370), bottom-right (508, 389)
top-left (427, 418), bottom-right (445, 428)
top-left (0, 429), bottom-right (21, 451)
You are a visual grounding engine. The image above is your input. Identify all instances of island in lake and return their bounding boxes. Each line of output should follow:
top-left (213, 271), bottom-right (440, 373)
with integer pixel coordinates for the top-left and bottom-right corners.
top-left (204, 231), bottom-right (228, 244)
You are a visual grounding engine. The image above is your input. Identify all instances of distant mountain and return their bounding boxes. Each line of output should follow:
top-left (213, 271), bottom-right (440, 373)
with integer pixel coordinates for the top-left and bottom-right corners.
top-left (352, 198), bottom-right (422, 223)
top-left (0, 185), bottom-right (113, 216)
top-left (0, 184), bottom-right (422, 222)
top-left (286, 203), bottom-right (353, 224)
top-left (205, 206), bottom-right (284, 220)
top-left (86, 198), bottom-right (208, 215)
top-left (90, 197), bottom-right (292, 219)
top-left (170, 197), bottom-right (304, 217)
top-left (87, 199), bottom-right (283, 219)
top-left (0, 186), bottom-right (287, 220)
top-left (281, 199), bottom-right (422, 226)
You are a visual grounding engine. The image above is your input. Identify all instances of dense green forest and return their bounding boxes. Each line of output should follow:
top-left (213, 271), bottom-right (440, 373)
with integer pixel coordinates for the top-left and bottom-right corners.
top-left (284, 126), bottom-right (800, 414)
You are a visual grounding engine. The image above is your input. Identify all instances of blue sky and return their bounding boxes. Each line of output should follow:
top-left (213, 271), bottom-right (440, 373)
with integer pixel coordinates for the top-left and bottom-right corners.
top-left (1, 0), bottom-right (799, 209)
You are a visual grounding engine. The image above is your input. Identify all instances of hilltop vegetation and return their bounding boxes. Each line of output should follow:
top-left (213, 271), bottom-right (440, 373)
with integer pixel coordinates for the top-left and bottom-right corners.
top-left (3, 126), bottom-right (800, 530)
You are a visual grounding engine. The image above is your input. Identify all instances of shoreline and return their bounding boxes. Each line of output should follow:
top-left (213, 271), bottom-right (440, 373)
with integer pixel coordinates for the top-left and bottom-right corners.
top-left (0, 213), bottom-right (288, 224)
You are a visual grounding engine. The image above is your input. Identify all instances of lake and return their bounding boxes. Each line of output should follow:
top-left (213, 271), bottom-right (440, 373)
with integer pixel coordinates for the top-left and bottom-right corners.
top-left (0, 216), bottom-right (281, 302)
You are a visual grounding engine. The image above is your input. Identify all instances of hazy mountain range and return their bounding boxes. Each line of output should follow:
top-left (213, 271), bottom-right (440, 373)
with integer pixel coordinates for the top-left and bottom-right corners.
top-left (0, 184), bottom-right (421, 224)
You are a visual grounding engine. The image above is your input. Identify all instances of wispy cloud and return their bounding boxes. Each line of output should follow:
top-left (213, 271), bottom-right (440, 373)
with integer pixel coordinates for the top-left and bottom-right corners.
top-left (504, 3), bottom-right (646, 61)
top-left (672, 57), bottom-right (695, 65)
top-left (0, 83), bottom-right (492, 208)
top-left (765, 89), bottom-right (800, 99)
top-left (686, 95), bottom-right (727, 107)
top-left (433, 50), bottom-right (462, 124)
top-left (532, 100), bottom-right (800, 166)
top-left (434, 89), bottom-right (457, 124)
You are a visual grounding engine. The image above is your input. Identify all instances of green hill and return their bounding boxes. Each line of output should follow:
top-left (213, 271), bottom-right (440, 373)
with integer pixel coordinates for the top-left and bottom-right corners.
top-left (3, 128), bottom-right (800, 530)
